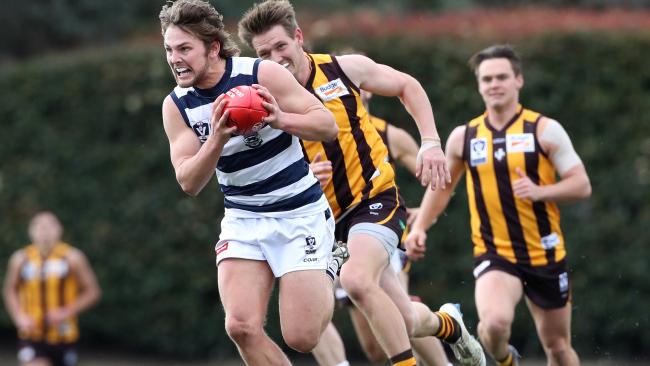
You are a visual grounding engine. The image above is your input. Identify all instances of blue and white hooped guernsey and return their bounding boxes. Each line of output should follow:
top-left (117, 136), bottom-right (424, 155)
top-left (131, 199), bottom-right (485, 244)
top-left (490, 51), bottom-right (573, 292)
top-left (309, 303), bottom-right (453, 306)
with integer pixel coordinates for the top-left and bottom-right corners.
top-left (169, 56), bottom-right (328, 218)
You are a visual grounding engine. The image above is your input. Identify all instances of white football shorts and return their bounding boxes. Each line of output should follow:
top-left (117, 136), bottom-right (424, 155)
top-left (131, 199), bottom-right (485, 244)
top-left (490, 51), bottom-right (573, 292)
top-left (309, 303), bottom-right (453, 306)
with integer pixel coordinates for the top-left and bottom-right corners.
top-left (215, 208), bottom-right (335, 277)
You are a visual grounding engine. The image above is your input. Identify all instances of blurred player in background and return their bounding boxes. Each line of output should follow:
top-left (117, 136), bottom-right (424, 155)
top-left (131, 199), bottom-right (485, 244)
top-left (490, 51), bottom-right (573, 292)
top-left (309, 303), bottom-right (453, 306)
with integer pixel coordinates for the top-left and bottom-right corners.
top-left (407, 44), bottom-right (591, 366)
top-left (239, 2), bottom-right (485, 365)
top-left (3, 211), bottom-right (101, 366)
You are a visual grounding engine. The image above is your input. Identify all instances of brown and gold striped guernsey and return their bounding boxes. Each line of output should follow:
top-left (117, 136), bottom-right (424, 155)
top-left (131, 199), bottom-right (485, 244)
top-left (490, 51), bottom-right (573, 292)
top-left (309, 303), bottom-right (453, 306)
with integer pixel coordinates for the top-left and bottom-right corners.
top-left (18, 242), bottom-right (79, 344)
top-left (462, 105), bottom-right (565, 266)
top-left (302, 53), bottom-right (397, 219)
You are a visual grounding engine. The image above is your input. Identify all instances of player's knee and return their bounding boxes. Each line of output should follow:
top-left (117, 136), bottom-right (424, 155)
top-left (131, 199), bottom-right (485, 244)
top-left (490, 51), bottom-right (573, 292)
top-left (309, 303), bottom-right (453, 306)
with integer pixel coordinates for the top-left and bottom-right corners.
top-left (339, 271), bottom-right (373, 303)
top-left (478, 316), bottom-right (510, 346)
top-left (283, 329), bottom-right (320, 353)
top-left (224, 316), bottom-right (263, 344)
top-left (543, 337), bottom-right (573, 362)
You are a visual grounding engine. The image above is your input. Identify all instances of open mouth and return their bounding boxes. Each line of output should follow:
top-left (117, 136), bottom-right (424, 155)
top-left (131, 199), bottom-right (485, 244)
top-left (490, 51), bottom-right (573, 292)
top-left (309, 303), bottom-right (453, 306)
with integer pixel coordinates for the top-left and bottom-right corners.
top-left (175, 67), bottom-right (191, 77)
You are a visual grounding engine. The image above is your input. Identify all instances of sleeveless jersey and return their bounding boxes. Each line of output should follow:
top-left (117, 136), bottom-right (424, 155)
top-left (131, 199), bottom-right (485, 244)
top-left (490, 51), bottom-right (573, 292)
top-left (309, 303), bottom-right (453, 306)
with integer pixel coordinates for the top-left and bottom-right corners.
top-left (18, 242), bottom-right (79, 344)
top-left (302, 53), bottom-right (397, 219)
top-left (462, 105), bottom-right (565, 267)
top-left (169, 56), bottom-right (326, 218)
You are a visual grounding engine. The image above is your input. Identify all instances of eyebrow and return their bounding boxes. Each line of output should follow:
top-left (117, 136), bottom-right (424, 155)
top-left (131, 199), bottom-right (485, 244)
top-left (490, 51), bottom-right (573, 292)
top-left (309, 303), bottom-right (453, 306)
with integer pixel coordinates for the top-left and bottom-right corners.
top-left (165, 42), bottom-right (191, 49)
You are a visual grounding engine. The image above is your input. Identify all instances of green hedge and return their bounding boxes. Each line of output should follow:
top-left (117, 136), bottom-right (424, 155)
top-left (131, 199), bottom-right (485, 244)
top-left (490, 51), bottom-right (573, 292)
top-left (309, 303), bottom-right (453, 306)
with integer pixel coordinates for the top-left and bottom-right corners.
top-left (1, 32), bottom-right (649, 361)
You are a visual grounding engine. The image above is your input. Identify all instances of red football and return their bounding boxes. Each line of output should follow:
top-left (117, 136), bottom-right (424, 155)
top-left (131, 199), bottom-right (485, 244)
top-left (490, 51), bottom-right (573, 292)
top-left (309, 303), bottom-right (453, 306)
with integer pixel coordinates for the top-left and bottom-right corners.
top-left (223, 85), bottom-right (269, 136)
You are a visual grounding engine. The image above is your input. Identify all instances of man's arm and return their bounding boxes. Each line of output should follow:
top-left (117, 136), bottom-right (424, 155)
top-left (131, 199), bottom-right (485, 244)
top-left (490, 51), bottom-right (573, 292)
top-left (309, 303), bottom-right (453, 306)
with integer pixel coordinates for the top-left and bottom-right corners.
top-left (336, 54), bottom-right (449, 190)
top-left (405, 126), bottom-right (467, 260)
top-left (256, 60), bottom-right (337, 141)
top-left (162, 94), bottom-right (236, 196)
top-left (3, 251), bottom-right (35, 333)
top-left (512, 117), bottom-right (592, 203)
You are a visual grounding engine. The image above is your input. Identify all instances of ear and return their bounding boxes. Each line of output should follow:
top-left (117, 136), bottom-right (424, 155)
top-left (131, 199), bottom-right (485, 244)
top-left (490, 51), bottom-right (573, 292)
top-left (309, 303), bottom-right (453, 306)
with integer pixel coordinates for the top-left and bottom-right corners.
top-left (209, 41), bottom-right (221, 58)
top-left (294, 27), bottom-right (304, 48)
top-left (516, 73), bottom-right (524, 90)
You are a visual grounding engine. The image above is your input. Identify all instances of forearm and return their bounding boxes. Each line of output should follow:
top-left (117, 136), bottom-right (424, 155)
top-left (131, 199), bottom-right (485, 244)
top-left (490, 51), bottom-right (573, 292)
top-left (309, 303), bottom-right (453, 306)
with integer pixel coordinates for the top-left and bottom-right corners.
top-left (3, 290), bottom-right (23, 324)
top-left (277, 108), bottom-right (337, 141)
top-left (539, 174), bottom-right (591, 203)
top-left (175, 137), bottom-right (225, 196)
top-left (67, 289), bottom-right (101, 317)
top-left (411, 189), bottom-right (450, 231)
top-left (400, 77), bottom-right (440, 139)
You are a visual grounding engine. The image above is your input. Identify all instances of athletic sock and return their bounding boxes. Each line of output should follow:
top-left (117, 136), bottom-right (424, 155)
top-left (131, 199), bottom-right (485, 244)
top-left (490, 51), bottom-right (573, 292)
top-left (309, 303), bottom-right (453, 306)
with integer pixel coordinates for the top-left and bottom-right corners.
top-left (497, 350), bottom-right (514, 366)
top-left (433, 311), bottom-right (461, 343)
top-left (390, 349), bottom-right (416, 366)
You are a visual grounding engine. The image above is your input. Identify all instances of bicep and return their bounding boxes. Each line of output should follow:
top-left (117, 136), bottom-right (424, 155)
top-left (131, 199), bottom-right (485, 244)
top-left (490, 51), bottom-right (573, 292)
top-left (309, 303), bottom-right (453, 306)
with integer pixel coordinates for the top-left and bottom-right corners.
top-left (445, 126), bottom-right (467, 187)
top-left (162, 97), bottom-right (201, 170)
top-left (69, 251), bottom-right (99, 290)
top-left (339, 55), bottom-right (408, 97)
top-left (539, 118), bottom-right (583, 176)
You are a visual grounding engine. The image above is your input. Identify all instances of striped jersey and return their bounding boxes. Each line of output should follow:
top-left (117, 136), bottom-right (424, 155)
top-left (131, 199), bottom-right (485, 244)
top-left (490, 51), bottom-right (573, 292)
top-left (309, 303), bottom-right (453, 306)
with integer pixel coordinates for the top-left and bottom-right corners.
top-left (302, 53), bottom-right (397, 219)
top-left (17, 242), bottom-right (79, 344)
top-left (462, 105), bottom-right (565, 266)
top-left (169, 56), bottom-right (327, 218)
top-left (369, 115), bottom-right (395, 165)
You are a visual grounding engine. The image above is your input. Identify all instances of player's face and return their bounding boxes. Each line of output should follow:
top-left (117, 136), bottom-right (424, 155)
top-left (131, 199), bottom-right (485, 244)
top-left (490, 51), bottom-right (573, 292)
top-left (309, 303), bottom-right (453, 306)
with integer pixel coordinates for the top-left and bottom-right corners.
top-left (164, 25), bottom-right (211, 88)
top-left (252, 25), bottom-right (306, 82)
top-left (28, 213), bottom-right (62, 246)
top-left (477, 58), bottom-right (523, 111)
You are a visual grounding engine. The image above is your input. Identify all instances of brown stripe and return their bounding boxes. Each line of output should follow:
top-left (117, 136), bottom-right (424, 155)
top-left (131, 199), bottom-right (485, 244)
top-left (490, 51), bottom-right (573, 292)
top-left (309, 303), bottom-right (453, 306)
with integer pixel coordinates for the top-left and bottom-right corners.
top-left (491, 127), bottom-right (531, 265)
top-left (465, 124), bottom-right (497, 254)
top-left (524, 118), bottom-right (555, 264)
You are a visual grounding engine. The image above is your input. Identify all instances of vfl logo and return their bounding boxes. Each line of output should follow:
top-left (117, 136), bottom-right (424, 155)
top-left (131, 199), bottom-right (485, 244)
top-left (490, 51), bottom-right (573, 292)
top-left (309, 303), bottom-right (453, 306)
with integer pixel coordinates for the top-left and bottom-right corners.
top-left (470, 138), bottom-right (488, 166)
top-left (193, 119), bottom-right (210, 143)
top-left (305, 236), bottom-right (317, 255)
top-left (244, 134), bottom-right (263, 148)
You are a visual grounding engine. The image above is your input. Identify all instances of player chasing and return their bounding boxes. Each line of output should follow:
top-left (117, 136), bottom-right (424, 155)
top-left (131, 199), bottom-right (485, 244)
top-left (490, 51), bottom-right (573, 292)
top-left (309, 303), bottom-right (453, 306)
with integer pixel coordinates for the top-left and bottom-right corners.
top-left (406, 44), bottom-right (591, 366)
top-left (238, 2), bottom-right (486, 365)
top-left (159, 1), bottom-right (348, 365)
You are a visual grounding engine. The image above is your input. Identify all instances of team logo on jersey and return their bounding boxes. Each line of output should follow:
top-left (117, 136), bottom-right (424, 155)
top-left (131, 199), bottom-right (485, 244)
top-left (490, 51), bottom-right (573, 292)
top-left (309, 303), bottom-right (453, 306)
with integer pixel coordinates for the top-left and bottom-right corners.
top-left (494, 147), bottom-right (506, 162)
top-left (305, 236), bottom-right (317, 255)
top-left (506, 133), bottom-right (535, 153)
top-left (192, 119), bottom-right (210, 143)
top-left (470, 138), bottom-right (488, 166)
top-left (243, 133), bottom-right (263, 148)
top-left (314, 78), bottom-right (349, 102)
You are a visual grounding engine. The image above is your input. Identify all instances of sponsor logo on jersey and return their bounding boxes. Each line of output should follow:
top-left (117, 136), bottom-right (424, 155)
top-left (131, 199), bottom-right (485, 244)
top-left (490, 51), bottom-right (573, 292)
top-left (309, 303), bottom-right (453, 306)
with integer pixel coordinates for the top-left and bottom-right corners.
top-left (314, 78), bottom-right (349, 102)
top-left (470, 138), bottom-right (488, 166)
top-left (506, 133), bottom-right (535, 153)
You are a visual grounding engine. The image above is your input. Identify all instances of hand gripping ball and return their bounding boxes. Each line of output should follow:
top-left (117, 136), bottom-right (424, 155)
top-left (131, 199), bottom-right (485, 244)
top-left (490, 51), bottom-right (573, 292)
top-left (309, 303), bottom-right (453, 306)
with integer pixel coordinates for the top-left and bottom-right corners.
top-left (223, 85), bottom-right (269, 136)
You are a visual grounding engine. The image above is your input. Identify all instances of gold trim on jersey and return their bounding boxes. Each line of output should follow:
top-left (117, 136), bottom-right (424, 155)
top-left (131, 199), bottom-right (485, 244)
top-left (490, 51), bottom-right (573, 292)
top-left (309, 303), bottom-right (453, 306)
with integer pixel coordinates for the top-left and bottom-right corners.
top-left (463, 105), bottom-right (565, 266)
top-left (18, 242), bottom-right (79, 344)
top-left (302, 53), bottom-right (397, 219)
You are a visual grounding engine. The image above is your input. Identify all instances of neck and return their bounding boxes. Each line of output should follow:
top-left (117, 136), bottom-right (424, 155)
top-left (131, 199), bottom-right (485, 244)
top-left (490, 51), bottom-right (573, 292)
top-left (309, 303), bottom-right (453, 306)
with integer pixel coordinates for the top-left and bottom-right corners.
top-left (195, 57), bottom-right (227, 89)
top-left (487, 102), bottom-right (519, 128)
top-left (36, 241), bottom-right (56, 256)
top-left (297, 52), bottom-right (312, 87)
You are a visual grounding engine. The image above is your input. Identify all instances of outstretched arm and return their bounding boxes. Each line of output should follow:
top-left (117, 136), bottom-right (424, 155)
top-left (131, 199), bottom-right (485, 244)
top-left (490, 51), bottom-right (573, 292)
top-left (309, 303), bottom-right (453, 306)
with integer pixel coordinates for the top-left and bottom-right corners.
top-left (337, 54), bottom-right (450, 190)
top-left (3, 251), bottom-right (35, 334)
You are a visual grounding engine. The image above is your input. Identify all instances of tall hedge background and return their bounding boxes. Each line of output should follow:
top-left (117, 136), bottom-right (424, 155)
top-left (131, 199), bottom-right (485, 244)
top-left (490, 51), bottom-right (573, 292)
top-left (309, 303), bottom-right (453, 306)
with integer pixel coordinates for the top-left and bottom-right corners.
top-left (1, 7), bottom-right (649, 363)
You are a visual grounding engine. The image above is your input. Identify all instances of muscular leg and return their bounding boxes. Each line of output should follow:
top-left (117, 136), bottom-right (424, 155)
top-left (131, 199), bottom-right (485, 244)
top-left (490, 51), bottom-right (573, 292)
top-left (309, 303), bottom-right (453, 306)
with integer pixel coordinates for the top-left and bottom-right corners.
top-left (24, 359), bottom-right (51, 366)
top-left (339, 233), bottom-right (412, 358)
top-left (218, 258), bottom-right (289, 366)
top-left (279, 269), bottom-right (335, 353)
top-left (411, 336), bottom-right (450, 366)
top-left (349, 304), bottom-right (387, 363)
top-left (311, 321), bottom-right (348, 366)
top-left (475, 270), bottom-right (523, 361)
top-left (526, 299), bottom-right (579, 366)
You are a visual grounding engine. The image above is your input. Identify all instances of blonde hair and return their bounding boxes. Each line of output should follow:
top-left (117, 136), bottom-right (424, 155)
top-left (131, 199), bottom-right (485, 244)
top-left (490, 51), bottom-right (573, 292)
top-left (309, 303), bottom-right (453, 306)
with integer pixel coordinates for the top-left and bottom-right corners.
top-left (238, 0), bottom-right (299, 48)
